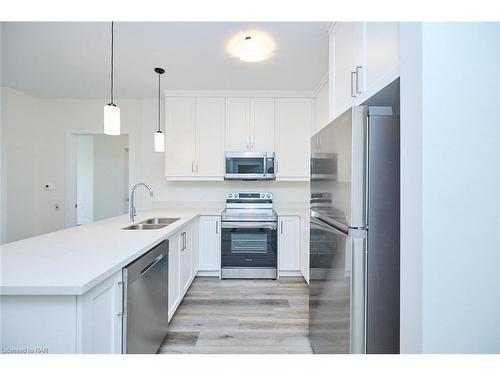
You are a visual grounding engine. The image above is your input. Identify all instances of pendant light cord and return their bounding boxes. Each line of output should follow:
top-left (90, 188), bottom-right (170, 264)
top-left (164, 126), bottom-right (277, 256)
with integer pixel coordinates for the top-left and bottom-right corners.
top-left (158, 72), bottom-right (161, 132)
top-left (110, 21), bottom-right (114, 105)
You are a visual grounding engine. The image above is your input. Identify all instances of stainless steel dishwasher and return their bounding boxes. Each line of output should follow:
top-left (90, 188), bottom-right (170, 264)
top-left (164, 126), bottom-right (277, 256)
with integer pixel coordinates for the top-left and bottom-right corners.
top-left (122, 240), bottom-right (168, 354)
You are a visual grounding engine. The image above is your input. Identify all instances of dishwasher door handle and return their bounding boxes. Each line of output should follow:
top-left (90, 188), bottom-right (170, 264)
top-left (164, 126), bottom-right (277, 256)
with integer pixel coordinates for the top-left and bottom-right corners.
top-left (140, 253), bottom-right (165, 276)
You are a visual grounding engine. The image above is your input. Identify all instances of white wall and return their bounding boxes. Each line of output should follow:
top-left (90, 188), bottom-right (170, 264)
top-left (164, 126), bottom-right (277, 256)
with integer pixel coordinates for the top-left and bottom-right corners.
top-left (0, 88), bottom-right (143, 243)
top-left (76, 135), bottom-right (94, 224)
top-left (93, 135), bottom-right (129, 221)
top-left (399, 23), bottom-right (423, 354)
top-left (0, 22), bottom-right (4, 244)
top-left (400, 22), bottom-right (500, 353)
top-left (1, 88), bottom-right (310, 243)
top-left (312, 75), bottom-right (330, 135)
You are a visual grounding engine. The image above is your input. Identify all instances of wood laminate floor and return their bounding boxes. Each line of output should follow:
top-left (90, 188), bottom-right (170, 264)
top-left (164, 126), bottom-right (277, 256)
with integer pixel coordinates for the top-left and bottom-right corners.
top-left (159, 277), bottom-right (312, 354)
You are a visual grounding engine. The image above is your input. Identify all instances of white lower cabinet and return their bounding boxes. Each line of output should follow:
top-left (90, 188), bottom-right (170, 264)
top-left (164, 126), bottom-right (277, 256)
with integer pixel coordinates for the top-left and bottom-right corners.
top-left (168, 219), bottom-right (198, 321)
top-left (198, 215), bottom-right (221, 275)
top-left (278, 216), bottom-right (301, 276)
top-left (77, 271), bottom-right (123, 354)
top-left (168, 230), bottom-right (181, 321)
top-left (179, 226), bottom-right (193, 294)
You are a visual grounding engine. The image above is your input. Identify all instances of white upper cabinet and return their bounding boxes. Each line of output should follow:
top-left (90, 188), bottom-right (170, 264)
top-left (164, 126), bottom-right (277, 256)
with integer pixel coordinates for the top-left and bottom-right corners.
top-left (165, 97), bottom-right (196, 178)
top-left (225, 98), bottom-right (250, 151)
top-left (329, 22), bottom-right (400, 119)
top-left (331, 22), bottom-right (365, 118)
top-left (165, 94), bottom-right (310, 181)
top-left (225, 97), bottom-right (275, 152)
top-left (250, 98), bottom-right (275, 152)
top-left (196, 97), bottom-right (225, 178)
top-left (364, 22), bottom-right (400, 97)
top-left (165, 96), bottom-right (225, 180)
top-left (275, 98), bottom-right (312, 180)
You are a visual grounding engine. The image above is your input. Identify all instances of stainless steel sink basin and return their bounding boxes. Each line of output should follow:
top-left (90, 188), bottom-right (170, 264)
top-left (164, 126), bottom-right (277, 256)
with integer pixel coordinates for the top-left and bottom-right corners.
top-left (122, 224), bottom-right (168, 230)
top-left (138, 217), bottom-right (180, 225)
top-left (122, 218), bottom-right (180, 230)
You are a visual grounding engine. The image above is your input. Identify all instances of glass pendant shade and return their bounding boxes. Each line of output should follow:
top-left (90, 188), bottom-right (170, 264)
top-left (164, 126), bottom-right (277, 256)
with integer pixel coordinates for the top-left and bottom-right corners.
top-left (104, 104), bottom-right (120, 135)
top-left (154, 131), bottom-right (165, 152)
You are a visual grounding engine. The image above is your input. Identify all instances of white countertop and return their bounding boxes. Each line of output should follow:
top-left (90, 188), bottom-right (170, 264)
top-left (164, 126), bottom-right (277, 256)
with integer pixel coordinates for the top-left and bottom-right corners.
top-left (0, 208), bottom-right (222, 296)
top-left (0, 205), bottom-right (309, 296)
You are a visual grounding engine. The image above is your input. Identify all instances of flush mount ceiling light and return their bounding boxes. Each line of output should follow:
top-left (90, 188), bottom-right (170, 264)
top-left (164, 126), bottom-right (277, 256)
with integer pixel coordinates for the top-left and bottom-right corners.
top-left (104, 21), bottom-right (120, 135)
top-left (228, 31), bottom-right (275, 63)
top-left (154, 67), bottom-right (165, 153)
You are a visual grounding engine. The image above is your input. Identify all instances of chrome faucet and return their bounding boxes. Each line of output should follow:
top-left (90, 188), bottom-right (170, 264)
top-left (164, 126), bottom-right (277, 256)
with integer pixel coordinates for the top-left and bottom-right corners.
top-left (129, 183), bottom-right (154, 223)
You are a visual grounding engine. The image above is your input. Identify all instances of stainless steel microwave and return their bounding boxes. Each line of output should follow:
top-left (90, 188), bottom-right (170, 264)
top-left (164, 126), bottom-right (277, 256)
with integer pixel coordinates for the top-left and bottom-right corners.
top-left (224, 152), bottom-right (276, 180)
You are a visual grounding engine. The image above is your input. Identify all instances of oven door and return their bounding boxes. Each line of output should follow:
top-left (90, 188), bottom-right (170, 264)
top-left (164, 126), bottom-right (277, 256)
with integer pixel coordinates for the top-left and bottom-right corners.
top-left (221, 221), bottom-right (277, 268)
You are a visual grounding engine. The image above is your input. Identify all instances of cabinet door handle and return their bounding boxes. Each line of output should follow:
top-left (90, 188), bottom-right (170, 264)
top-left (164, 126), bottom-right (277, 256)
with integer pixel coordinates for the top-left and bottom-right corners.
top-left (196, 160), bottom-right (199, 173)
top-left (355, 66), bottom-right (362, 94)
top-left (181, 232), bottom-right (186, 250)
top-left (350, 71), bottom-right (356, 98)
top-left (215, 220), bottom-right (218, 234)
top-left (251, 135), bottom-right (254, 150)
top-left (280, 221), bottom-right (284, 235)
top-left (117, 281), bottom-right (124, 317)
top-left (191, 160), bottom-right (195, 173)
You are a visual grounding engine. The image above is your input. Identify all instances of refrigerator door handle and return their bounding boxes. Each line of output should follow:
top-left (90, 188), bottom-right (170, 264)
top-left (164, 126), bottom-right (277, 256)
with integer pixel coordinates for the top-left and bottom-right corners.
top-left (349, 228), bottom-right (367, 354)
top-left (351, 71), bottom-right (357, 97)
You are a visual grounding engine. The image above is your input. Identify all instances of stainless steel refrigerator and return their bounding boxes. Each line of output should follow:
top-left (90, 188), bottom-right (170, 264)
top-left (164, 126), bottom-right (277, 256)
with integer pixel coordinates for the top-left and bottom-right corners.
top-left (309, 106), bottom-right (400, 354)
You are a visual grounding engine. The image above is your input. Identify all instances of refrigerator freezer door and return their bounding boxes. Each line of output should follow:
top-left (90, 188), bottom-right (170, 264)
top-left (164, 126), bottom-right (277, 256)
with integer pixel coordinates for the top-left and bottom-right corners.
top-left (310, 107), bottom-right (369, 229)
top-left (365, 107), bottom-right (400, 353)
top-left (309, 217), bottom-right (366, 354)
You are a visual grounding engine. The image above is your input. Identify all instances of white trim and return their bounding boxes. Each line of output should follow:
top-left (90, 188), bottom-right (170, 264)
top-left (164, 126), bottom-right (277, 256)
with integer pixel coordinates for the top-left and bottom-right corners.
top-left (329, 26), bottom-right (335, 121)
top-left (327, 22), bottom-right (337, 34)
top-left (163, 90), bottom-right (315, 98)
top-left (65, 130), bottom-right (137, 229)
top-left (276, 177), bottom-right (310, 182)
top-left (312, 73), bottom-right (329, 98)
top-left (166, 176), bottom-right (224, 181)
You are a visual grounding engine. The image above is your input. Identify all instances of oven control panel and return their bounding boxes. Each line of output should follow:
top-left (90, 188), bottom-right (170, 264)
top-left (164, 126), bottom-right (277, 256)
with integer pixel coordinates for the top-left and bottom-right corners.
top-left (226, 192), bottom-right (272, 200)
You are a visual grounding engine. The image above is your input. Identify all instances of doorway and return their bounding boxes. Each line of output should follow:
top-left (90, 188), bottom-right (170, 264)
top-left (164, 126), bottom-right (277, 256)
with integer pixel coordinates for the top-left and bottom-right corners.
top-left (75, 134), bottom-right (129, 224)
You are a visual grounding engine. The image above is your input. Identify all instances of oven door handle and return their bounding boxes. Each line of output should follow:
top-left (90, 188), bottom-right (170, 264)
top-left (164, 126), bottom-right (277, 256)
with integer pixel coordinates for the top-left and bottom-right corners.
top-left (221, 221), bottom-right (278, 230)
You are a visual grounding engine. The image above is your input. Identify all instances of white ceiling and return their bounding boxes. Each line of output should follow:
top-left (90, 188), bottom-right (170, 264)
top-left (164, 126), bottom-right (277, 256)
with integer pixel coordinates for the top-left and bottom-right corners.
top-left (1, 22), bottom-right (329, 98)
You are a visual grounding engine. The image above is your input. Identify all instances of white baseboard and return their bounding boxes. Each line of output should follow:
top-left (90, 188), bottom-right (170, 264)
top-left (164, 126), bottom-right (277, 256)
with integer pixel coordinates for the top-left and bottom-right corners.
top-left (278, 270), bottom-right (303, 278)
top-left (197, 270), bottom-right (220, 277)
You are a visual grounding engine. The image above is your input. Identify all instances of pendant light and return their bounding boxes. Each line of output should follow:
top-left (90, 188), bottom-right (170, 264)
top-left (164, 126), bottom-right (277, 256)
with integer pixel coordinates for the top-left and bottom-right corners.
top-left (104, 21), bottom-right (120, 135)
top-left (154, 67), bottom-right (165, 152)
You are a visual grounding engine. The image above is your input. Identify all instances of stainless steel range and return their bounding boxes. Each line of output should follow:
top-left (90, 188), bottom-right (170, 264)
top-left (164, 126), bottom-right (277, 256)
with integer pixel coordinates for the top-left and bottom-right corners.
top-left (221, 192), bottom-right (278, 279)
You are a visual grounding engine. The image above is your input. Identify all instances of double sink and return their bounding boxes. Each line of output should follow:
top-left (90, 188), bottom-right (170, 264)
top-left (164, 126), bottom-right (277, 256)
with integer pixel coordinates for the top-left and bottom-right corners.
top-left (123, 217), bottom-right (180, 230)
